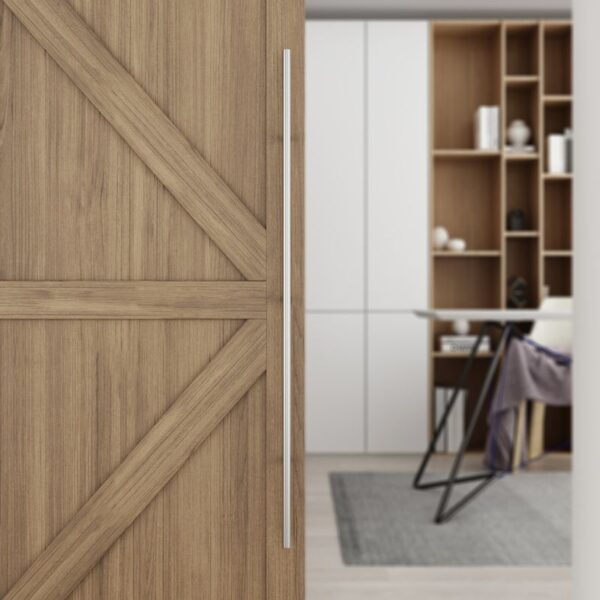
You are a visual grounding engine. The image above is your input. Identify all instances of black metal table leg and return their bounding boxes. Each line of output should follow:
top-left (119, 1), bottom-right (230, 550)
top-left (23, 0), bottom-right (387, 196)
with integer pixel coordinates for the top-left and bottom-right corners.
top-left (413, 321), bottom-right (515, 524)
top-left (413, 323), bottom-right (491, 490)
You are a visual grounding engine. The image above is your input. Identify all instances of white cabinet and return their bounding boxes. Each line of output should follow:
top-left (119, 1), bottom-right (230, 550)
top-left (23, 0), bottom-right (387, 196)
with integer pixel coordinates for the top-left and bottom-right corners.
top-left (306, 314), bottom-right (365, 453)
top-left (306, 21), bottom-right (366, 311)
top-left (366, 22), bottom-right (429, 453)
top-left (367, 21), bottom-right (429, 311)
top-left (367, 314), bottom-right (428, 452)
top-left (306, 20), bottom-right (429, 454)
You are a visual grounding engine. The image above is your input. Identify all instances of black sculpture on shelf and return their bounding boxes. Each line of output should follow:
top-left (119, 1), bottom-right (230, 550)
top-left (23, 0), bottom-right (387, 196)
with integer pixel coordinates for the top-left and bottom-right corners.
top-left (507, 209), bottom-right (526, 231)
top-left (508, 276), bottom-right (528, 308)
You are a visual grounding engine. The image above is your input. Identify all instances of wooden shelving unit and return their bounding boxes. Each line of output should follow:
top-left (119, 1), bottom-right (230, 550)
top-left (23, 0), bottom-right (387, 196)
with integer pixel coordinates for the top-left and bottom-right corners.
top-left (429, 20), bottom-right (572, 451)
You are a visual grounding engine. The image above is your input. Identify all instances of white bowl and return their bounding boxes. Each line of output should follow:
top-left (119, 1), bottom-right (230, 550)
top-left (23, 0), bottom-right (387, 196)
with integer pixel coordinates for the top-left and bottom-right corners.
top-left (447, 238), bottom-right (467, 252)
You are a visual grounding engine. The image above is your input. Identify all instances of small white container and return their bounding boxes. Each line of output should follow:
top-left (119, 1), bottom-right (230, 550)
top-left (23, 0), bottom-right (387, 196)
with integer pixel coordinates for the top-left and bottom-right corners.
top-left (452, 319), bottom-right (471, 336)
top-left (547, 134), bottom-right (568, 174)
top-left (433, 226), bottom-right (450, 250)
top-left (474, 106), bottom-right (500, 150)
top-left (447, 238), bottom-right (467, 252)
top-left (507, 119), bottom-right (531, 149)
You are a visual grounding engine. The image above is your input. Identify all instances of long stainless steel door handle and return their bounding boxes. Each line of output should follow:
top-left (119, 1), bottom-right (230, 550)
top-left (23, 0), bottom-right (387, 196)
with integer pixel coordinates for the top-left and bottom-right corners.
top-left (282, 48), bottom-right (292, 550)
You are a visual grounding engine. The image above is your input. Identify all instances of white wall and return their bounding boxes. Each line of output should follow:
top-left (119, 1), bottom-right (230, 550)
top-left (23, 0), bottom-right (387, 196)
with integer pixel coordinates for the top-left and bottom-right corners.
top-left (573, 1), bottom-right (600, 598)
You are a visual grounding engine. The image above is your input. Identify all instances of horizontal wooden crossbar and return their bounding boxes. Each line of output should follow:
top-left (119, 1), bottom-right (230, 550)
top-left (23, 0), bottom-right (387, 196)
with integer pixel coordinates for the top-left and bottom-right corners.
top-left (0, 282), bottom-right (266, 319)
top-left (4, 320), bottom-right (267, 600)
top-left (4, 0), bottom-right (267, 280)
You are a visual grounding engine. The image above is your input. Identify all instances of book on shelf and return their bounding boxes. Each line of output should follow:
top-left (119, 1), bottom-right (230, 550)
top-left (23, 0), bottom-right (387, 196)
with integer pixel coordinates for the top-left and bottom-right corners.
top-left (439, 335), bottom-right (492, 354)
top-left (504, 144), bottom-right (536, 154)
top-left (434, 387), bottom-right (467, 454)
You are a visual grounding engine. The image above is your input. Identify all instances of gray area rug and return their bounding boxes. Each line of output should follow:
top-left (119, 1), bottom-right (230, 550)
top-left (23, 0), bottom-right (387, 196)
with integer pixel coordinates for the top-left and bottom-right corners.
top-left (330, 472), bottom-right (571, 566)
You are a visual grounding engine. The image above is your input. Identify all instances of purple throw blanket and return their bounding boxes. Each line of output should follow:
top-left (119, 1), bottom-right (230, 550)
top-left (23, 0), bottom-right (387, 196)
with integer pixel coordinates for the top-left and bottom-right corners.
top-left (485, 336), bottom-right (572, 471)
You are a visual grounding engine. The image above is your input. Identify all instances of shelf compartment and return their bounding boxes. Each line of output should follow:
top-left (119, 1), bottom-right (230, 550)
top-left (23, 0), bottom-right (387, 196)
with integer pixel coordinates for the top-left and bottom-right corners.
top-left (432, 358), bottom-right (498, 450)
top-left (543, 23), bottom-right (572, 96)
top-left (544, 102), bottom-right (572, 137)
top-left (506, 238), bottom-right (540, 308)
top-left (506, 161), bottom-right (540, 230)
top-left (544, 255), bottom-right (572, 296)
top-left (544, 405), bottom-right (572, 453)
top-left (432, 319), bottom-right (501, 362)
top-left (506, 23), bottom-right (539, 76)
top-left (544, 179), bottom-right (572, 251)
top-left (506, 85), bottom-right (540, 150)
top-left (433, 24), bottom-right (501, 149)
top-left (434, 158), bottom-right (501, 251)
top-left (434, 257), bottom-right (500, 309)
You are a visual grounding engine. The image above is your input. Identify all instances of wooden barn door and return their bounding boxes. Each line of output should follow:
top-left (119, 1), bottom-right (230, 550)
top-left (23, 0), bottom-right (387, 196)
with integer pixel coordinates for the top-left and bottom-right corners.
top-left (0, 1), bottom-right (303, 599)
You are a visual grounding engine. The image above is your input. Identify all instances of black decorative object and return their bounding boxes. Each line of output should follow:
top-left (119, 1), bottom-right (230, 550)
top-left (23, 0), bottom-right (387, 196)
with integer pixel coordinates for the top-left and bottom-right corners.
top-left (507, 209), bottom-right (526, 231)
top-left (508, 276), bottom-right (528, 308)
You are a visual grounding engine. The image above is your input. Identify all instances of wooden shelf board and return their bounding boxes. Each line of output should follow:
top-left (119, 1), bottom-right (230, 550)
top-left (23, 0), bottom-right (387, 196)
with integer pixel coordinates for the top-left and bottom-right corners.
top-left (543, 172), bottom-right (572, 180)
top-left (504, 75), bottom-right (539, 86)
top-left (505, 231), bottom-right (539, 238)
top-left (504, 152), bottom-right (539, 161)
top-left (506, 20), bottom-right (539, 30)
top-left (433, 149), bottom-right (501, 159)
top-left (432, 351), bottom-right (495, 359)
top-left (542, 20), bottom-right (571, 30)
top-left (543, 94), bottom-right (572, 105)
top-left (544, 250), bottom-right (573, 257)
top-left (433, 21), bottom-right (501, 36)
top-left (433, 250), bottom-right (501, 258)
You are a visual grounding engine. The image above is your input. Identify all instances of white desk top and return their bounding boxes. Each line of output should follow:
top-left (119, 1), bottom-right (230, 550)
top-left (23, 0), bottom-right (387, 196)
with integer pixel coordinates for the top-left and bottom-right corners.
top-left (413, 308), bottom-right (572, 322)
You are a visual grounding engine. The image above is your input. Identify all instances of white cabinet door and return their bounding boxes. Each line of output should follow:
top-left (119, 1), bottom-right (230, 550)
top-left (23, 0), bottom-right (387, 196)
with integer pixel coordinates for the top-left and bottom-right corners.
top-left (306, 314), bottom-right (365, 452)
top-left (367, 21), bottom-right (429, 310)
top-left (368, 314), bottom-right (428, 453)
top-left (366, 22), bottom-right (429, 452)
top-left (306, 21), bottom-right (365, 310)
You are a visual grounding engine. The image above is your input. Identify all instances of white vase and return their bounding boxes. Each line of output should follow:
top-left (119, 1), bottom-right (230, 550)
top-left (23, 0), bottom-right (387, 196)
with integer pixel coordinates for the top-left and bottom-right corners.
top-left (507, 119), bottom-right (531, 149)
top-left (452, 319), bottom-right (470, 336)
top-left (433, 226), bottom-right (449, 250)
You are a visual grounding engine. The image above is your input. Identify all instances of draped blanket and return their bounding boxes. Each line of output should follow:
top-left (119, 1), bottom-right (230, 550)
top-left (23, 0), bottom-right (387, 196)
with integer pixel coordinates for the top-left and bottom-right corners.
top-left (485, 336), bottom-right (572, 471)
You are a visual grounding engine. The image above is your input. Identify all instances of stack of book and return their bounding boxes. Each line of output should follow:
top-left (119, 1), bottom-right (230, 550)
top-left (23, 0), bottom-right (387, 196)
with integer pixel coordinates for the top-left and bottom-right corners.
top-left (434, 387), bottom-right (467, 453)
top-left (439, 335), bottom-right (491, 354)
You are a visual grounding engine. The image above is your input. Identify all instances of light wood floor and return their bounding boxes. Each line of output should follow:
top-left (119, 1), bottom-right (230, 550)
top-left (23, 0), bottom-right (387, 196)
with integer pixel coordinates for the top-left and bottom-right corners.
top-left (306, 454), bottom-right (572, 600)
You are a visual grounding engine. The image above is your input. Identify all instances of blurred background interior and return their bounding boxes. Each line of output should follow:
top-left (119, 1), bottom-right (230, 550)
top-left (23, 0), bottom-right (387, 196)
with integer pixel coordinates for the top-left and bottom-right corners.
top-left (305, 2), bottom-right (573, 599)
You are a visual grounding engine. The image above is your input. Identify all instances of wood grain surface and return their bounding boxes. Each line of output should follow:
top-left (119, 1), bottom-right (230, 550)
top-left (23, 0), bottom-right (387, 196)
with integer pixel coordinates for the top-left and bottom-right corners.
top-left (0, 0), bottom-right (303, 598)
top-left (5, 0), bottom-right (266, 280)
top-left (4, 320), bottom-right (266, 600)
top-left (0, 281), bottom-right (266, 319)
